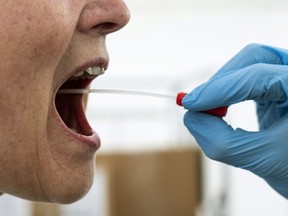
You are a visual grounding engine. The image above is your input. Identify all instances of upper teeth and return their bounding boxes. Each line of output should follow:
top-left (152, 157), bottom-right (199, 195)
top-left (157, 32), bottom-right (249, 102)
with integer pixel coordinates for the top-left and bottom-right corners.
top-left (73, 67), bottom-right (105, 77)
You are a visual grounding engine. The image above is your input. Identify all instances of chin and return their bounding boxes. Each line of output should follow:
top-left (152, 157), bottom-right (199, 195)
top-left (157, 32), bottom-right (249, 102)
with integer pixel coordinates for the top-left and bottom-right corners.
top-left (39, 159), bottom-right (95, 204)
top-left (31, 136), bottom-right (96, 204)
top-left (48, 178), bottom-right (94, 204)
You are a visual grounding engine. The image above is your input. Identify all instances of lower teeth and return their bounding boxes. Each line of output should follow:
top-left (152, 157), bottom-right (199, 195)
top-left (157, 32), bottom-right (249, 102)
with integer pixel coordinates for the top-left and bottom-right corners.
top-left (70, 128), bottom-right (77, 133)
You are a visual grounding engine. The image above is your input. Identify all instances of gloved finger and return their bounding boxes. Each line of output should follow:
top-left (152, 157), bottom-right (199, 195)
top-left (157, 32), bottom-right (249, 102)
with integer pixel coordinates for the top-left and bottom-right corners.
top-left (212, 44), bottom-right (288, 78)
top-left (257, 100), bottom-right (288, 130)
top-left (184, 110), bottom-right (288, 199)
top-left (182, 64), bottom-right (288, 111)
top-left (183, 111), bottom-right (266, 168)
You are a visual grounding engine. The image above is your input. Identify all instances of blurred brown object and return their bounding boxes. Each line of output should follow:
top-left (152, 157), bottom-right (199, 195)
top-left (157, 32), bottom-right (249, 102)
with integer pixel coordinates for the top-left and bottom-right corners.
top-left (96, 148), bottom-right (201, 216)
top-left (31, 202), bottom-right (61, 216)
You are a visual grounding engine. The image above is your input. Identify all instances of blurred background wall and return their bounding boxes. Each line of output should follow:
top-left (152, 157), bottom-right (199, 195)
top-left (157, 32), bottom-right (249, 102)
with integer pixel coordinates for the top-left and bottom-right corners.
top-left (1, 0), bottom-right (288, 215)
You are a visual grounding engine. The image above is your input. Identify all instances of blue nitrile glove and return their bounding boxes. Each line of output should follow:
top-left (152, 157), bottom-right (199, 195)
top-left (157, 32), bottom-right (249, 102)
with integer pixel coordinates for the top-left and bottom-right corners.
top-left (182, 44), bottom-right (288, 198)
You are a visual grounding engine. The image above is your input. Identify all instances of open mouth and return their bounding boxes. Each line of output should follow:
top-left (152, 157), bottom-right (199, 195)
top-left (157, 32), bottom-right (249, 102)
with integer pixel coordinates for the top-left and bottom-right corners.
top-left (55, 67), bottom-right (105, 136)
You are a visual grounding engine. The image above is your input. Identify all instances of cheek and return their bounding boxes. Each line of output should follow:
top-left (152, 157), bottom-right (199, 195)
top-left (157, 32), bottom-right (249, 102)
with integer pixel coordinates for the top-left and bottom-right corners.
top-left (0, 2), bottom-right (79, 152)
top-left (0, 1), bottom-right (78, 128)
top-left (0, 1), bottom-right (77, 69)
top-left (0, 1), bottom-right (86, 201)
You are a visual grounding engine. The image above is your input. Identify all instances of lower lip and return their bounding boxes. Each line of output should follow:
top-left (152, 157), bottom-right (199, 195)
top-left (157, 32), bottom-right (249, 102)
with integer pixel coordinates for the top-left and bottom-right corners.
top-left (53, 105), bottom-right (101, 152)
top-left (69, 129), bottom-right (101, 151)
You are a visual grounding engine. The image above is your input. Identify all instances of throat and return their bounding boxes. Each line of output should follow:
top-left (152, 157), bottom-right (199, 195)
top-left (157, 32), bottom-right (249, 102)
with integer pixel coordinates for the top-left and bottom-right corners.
top-left (55, 93), bottom-right (92, 136)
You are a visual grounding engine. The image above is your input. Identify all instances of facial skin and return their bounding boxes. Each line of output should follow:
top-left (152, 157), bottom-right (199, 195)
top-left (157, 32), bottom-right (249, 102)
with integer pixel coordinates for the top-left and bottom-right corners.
top-left (0, 0), bottom-right (129, 203)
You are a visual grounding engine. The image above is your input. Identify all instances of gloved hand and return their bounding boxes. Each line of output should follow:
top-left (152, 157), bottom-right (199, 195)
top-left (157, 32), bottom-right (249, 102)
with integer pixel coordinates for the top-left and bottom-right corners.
top-left (182, 44), bottom-right (288, 198)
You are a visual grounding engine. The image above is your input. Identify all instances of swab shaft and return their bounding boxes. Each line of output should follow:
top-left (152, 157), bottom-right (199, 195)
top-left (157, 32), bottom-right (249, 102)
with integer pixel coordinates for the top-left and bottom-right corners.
top-left (57, 89), bottom-right (229, 117)
top-left (57, 89), bottom-right (175, 99)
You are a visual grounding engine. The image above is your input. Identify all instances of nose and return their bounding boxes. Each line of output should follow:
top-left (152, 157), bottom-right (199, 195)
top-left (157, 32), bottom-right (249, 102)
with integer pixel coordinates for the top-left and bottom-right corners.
top-left (77, 0), bottom-right (130, 35)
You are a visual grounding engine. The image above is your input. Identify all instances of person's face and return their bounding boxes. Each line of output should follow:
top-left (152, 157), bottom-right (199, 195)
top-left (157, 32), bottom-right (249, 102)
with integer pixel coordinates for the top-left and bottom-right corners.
top-left (0, 0), bottom-right (129, 203)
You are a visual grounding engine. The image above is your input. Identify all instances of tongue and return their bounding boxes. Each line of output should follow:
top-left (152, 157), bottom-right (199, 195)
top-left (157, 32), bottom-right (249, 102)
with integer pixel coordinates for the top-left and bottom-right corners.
top-left (55, 93), bottom-right (92, 136)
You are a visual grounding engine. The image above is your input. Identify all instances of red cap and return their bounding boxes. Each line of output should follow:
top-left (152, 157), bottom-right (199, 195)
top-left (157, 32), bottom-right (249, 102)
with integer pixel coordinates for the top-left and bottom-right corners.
top-left (176, 92), bottom-right (187, 106)
top-left (176, 92), bottom-right (228, 117)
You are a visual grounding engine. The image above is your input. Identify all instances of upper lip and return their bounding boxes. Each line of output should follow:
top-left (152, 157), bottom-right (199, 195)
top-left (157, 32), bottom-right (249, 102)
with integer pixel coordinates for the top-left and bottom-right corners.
top-left (73, 58), bottom-right (109, 76)
top-left (71, 58), bottom-right (108, 77)
top-left (58, 57), bottom-right (109, 91)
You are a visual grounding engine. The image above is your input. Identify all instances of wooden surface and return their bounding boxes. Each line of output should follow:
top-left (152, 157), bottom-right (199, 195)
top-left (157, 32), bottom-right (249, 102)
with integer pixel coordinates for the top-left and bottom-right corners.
top-left (96, 149), bottom-right (201, 216)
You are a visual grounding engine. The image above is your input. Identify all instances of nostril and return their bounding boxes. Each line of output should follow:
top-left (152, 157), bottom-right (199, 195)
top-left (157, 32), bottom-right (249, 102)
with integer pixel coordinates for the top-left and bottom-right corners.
top-left (92, 22), bottom-right (118, 32)
top-left (77, 2), bottom-right (130, 35)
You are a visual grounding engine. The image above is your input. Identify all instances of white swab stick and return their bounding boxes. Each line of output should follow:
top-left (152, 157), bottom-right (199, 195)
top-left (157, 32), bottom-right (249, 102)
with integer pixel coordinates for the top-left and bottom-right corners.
top-left (57, 89), bottom-right (175, 99)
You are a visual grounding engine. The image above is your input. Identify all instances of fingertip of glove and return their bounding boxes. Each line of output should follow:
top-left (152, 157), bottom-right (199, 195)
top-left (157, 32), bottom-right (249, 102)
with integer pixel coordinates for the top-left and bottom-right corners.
top-left (183, 110), bottom-right (209, 128)
top-left (181, 86), bottom-right (205, 110)
top-left (183, 111), bottom-right (193, 127)
top-left (182, 94), bottom-right (198, 109)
